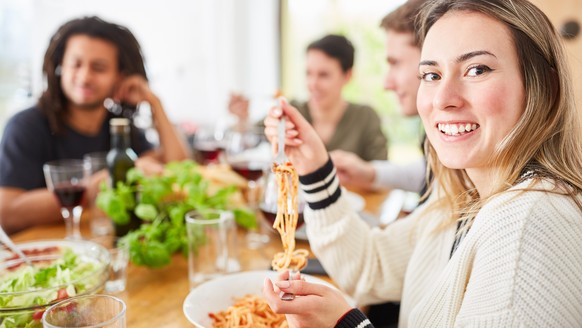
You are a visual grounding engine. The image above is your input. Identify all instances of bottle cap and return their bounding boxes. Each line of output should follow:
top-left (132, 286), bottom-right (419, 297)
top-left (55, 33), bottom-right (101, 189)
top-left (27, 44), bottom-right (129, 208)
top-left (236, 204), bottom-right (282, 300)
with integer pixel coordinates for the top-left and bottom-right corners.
top-left (110, 118), bottom-right (130, 134)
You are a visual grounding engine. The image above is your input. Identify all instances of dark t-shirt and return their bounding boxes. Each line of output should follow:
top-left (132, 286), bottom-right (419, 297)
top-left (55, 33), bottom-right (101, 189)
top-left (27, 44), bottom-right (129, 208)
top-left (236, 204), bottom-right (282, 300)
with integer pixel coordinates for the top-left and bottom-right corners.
top-left (0, 106), bottom-right (153, 190)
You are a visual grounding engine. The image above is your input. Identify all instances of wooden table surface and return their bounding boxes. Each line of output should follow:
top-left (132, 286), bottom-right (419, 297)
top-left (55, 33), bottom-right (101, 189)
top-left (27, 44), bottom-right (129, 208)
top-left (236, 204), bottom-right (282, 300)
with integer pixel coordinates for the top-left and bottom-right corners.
top-left (10, 189), bottom-right (388, 327)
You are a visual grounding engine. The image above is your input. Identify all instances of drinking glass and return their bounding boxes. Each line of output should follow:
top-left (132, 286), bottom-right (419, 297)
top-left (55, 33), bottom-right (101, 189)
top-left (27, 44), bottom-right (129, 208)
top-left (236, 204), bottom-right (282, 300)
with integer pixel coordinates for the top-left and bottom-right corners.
top-left (42, 294), bottom-right (126, 328)
top-left (260, 169), bottom-right (305, 234)
top-left (186, 209), bottom-right (239, 288)
top-left (224, 128), bottom-right (271, 247)
top-left (84, 152), bottom-right (113, 237)
top-left (224, 127), bottom-right (271, 207)
top-left (90, 236), bottom-right (129, 294)
top-left (43, 159), bottom-right (90, 240)
top-left (193, 125), bottom-right (226, 165)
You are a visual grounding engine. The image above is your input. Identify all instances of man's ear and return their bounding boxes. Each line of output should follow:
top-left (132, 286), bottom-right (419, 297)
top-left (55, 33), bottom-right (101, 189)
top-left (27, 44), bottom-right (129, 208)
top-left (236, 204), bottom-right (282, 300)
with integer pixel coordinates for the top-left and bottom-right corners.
top-left (344, 69), bottom-right (353, 84)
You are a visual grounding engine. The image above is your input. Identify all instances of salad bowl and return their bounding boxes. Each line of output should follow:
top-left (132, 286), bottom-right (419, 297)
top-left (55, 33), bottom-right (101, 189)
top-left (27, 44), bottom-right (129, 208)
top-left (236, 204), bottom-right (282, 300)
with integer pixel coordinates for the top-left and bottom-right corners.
top-left (0, 239), bottom-right (110, 327)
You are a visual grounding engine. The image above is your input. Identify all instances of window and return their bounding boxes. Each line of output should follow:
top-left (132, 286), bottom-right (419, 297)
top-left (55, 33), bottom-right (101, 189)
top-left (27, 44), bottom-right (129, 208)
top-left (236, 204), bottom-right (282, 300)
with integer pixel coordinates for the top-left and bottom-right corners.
top-left (281, 0), bottom-right (424, 161)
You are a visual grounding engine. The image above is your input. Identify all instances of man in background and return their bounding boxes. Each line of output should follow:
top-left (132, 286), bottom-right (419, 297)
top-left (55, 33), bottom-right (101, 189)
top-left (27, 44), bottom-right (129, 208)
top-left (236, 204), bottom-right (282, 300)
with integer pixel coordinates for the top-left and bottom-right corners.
top-left (331, 0), bottom-right (427, 196)
top-left (0, 16), bottom-right (189, 234)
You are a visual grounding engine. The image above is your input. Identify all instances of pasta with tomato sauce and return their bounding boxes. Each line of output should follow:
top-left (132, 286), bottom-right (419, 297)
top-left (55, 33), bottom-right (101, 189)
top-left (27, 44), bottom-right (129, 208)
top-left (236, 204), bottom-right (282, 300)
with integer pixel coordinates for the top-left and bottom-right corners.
top-left (271, 161), bottom-right (309, 272)
top-left (209, 294), bottom-right (288, 328)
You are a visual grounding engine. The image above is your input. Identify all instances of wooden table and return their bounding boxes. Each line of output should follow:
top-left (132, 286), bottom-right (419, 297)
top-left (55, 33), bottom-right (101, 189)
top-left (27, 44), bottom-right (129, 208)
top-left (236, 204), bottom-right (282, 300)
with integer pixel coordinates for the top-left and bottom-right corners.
top-left (10, 189), bottom-right (388, 327)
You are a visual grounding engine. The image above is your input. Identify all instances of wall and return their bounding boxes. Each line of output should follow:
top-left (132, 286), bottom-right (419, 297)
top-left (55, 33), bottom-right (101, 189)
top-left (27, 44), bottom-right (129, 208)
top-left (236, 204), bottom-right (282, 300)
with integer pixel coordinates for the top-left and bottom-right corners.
top-left (530, 0), bottom-right (582, 122)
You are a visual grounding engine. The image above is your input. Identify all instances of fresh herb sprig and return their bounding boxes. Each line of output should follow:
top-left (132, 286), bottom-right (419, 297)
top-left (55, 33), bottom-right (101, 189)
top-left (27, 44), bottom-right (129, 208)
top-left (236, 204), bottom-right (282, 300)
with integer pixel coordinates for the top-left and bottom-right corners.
top-left (96, 160), bottom-right (256, 268)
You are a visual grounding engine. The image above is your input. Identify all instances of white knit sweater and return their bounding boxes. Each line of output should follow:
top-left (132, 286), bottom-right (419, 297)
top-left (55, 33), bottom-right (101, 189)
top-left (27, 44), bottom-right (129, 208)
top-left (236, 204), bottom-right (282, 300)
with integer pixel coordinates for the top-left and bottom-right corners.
top-left (300, 162), bottom-right (582, 328)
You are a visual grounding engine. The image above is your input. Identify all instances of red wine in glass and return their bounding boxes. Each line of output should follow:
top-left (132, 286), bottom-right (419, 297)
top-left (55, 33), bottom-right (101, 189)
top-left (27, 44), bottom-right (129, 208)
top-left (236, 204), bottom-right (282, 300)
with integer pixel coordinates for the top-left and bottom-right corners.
top-left (199, 149), bottom-right (221, 163)
top-left (231, 161), bottom-right (266, 181)
top-left (53, 183), bottom-right (86, 208)
top-left (195, 141), bottom-right (222, 164)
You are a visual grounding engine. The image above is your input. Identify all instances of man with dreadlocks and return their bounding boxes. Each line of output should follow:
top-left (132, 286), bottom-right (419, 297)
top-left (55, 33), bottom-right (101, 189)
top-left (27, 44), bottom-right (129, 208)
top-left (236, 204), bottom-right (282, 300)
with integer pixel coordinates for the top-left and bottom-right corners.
top-left (0, 16), bottom-right (190, 234)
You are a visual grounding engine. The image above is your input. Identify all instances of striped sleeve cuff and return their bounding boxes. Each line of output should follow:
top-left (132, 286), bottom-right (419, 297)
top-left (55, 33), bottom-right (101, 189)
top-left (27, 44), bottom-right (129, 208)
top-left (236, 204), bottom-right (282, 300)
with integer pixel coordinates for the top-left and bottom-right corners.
top-left (299, 158), bottom-right (342, 210)
top-left (335, 308), bottom-right (374, 328)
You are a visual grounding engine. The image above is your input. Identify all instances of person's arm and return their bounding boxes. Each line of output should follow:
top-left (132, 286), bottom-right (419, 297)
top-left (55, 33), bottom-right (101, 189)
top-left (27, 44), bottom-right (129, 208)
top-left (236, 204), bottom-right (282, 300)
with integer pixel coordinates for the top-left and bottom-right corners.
top-left (0, 110), bottom-right (65, 234)
top-left (0, 188), bottom-right (62, 234)
top-left (371, 158), bottom-right (426, 193)
top-left (301, 159), bottom-right (423, 305)
top-left (330, 150), bottom-right (426, 193)
top-left (114, 75), bottom-right (190, 164)
top-left (330, 150), bottom-right (376, 190)
top-left (228, 93), bottom-right (250, 130)
top-left (143, 95), bottom-right (190, 162)
top-left (264, 101), bottom-right (421, 305)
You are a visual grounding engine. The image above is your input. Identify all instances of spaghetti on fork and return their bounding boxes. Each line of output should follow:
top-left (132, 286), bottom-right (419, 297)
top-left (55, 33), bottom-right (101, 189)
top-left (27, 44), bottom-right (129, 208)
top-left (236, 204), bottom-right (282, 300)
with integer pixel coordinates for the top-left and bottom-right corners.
top-left (271, 161), bottom-right (309, 272)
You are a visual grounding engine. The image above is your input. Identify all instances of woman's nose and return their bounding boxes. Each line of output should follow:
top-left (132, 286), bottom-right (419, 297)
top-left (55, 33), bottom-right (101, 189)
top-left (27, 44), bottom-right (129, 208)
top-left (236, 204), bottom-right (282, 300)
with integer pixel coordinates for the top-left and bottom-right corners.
top-left (432, 78), bottom-right (464, 111)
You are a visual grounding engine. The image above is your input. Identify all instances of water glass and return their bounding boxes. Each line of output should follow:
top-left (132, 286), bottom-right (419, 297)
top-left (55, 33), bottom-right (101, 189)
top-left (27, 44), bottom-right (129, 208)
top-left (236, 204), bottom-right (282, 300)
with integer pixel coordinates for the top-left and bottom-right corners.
top-left (186, 210), bottom-right (239, 288)
top-left (91, 236), bottom-right (129, 293)
top-left (42, 294), bottom-right (126, 328)
top-left (84, 152), bottom-right (113, 237)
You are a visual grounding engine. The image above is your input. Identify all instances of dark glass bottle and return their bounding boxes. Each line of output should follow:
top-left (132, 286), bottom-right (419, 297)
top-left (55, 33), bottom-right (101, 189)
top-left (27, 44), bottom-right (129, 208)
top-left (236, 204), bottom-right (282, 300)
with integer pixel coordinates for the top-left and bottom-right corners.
top-left (107, 118), bottom-right (140, 236)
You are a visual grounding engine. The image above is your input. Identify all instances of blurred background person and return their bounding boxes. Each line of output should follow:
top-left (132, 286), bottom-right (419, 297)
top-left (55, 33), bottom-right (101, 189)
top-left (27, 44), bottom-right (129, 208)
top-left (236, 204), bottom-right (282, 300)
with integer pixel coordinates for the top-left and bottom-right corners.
top-left (331, 0), bottom-right (427, 195)
top-left (0, 16), bottom-right (189, 234)
top-left (229, 34), bottom-right (388, 162)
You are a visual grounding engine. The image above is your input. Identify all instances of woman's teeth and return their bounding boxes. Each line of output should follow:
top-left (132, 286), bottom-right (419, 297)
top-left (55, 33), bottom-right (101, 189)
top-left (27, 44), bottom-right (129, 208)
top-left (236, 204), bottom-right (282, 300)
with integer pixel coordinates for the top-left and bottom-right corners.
top-left (438, 123), bottom-right (478, 136)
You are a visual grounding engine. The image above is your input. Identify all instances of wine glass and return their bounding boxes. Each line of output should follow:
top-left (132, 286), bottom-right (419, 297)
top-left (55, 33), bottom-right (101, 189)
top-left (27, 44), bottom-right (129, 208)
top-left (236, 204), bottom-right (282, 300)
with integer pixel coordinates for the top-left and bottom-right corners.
top-left (224, 127), bottom-right (271, 247)
top-left (43, 159), bottom-right (90, 240)
top-left (193, 125), bottom-right (226, 165)
top-left (260, 169), bottom-right (305, 235)
top-left (83, 152), bottom-right (113, 237)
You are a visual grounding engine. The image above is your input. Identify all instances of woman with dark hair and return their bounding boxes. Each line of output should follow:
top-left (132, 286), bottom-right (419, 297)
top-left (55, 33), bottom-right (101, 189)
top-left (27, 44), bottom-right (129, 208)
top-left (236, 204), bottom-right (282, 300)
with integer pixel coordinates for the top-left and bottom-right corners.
top-left (229, 34), bottom-right (388, 162)
top-left (262, 0), bottom-right (582, 327)
top-left (0, 16), bottom-right (189, 234)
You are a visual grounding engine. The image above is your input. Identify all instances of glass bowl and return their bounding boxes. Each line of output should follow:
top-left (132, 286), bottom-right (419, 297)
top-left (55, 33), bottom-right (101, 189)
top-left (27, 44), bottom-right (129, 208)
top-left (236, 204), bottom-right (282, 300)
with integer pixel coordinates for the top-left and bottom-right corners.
top-left (0, 239), bottom-right (110, 327)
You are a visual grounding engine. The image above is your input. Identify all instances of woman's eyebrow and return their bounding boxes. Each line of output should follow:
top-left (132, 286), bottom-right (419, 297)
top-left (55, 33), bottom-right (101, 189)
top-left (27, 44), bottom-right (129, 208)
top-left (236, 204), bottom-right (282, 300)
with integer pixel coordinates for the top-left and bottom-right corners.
top-left (456, 50), bottom-right (496, 63)
top-left (419, 50), bottom-right (497, 67)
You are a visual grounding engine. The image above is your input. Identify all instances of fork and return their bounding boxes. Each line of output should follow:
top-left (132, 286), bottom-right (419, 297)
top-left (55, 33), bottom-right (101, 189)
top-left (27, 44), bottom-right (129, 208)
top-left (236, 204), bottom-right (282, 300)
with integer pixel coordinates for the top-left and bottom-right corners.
top-left (280, 268), bottom-right (299, 301)
top-left (0, 226), bottom-right (32, 267)
top-left (274, 114), bottom-right (287, 164)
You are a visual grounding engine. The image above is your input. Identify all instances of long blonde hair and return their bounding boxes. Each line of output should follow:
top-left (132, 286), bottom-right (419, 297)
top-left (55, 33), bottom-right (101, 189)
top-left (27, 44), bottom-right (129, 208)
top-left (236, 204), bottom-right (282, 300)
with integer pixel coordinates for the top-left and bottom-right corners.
top-left (417, 0), bottom-right (582, 225)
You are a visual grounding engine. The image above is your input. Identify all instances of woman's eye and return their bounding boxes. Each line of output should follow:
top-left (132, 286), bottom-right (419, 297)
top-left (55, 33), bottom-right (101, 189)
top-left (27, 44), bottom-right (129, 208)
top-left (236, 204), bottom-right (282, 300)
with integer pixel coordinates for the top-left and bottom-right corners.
top-left (420, 72), bottom-right (441, 82)
top-left (467, 65), bottom-right (492, 77)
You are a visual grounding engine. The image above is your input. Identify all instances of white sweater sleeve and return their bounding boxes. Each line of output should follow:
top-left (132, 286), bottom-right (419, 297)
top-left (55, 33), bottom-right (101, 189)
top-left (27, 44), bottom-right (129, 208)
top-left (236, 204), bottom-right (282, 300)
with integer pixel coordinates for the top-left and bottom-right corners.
top-left (299, 159), bottom-right (424, 305)
top-left (371, 158), bottom-right (426, 193)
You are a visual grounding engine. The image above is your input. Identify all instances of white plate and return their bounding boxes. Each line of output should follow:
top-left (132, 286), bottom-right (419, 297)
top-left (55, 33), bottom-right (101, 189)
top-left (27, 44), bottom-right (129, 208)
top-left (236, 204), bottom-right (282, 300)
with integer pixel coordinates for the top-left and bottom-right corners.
top-left (183, 270), bottom-right (354, 328)
top-left (344, 189), bottom-right (365, 212)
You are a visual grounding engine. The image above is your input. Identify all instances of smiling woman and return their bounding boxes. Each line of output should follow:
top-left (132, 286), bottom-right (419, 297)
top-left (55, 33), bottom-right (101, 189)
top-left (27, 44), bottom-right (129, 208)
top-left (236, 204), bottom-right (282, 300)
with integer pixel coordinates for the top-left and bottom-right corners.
top-left (260, 0), bottom-right (582, 327)
top-left (417, 12), bottom-right (526, 196)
